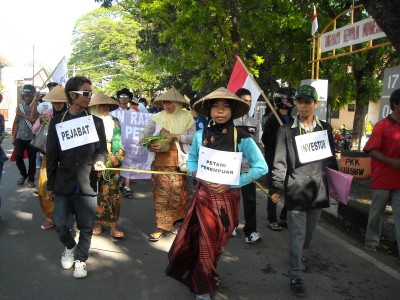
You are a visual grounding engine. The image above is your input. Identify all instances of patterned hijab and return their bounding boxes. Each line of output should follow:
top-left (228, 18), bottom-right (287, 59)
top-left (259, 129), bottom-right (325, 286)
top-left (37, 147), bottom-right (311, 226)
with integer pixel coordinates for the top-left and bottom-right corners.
top-left (151, 102), bottom-right (195, 134)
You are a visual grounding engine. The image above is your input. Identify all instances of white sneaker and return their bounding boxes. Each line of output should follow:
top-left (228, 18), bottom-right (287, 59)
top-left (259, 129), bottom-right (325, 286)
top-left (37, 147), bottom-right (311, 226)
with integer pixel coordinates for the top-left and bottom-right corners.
top-left (231, 227), bottom-right (238, 237)
top-left (245, 232), bottom-right (262, 244)
top-left (61, 246), bottom-right (75, 269)
top-left (73, 260), bottom-right (87, 278)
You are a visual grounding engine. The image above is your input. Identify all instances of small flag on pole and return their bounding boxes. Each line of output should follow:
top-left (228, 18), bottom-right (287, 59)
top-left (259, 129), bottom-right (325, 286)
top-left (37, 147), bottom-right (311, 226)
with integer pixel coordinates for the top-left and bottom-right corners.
top-left (227, 58), bottom-right (261, 117)
top-left (312, 5), bottom-right (318, 36)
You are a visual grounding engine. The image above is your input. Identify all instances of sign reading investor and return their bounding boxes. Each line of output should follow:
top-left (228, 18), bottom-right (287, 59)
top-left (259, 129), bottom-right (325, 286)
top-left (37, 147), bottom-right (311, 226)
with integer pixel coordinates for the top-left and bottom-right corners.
top-left (295, 130), bottom-right (332, 163)
top-left (196, 146), bottom-right (242, 185)
top-left (56, 115), bottom-right (99, 151)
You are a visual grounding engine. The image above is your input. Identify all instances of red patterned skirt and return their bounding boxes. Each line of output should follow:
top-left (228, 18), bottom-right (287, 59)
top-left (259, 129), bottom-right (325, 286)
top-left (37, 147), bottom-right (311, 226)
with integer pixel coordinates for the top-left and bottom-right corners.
top-left (165, 183), bottom-right (240, 294)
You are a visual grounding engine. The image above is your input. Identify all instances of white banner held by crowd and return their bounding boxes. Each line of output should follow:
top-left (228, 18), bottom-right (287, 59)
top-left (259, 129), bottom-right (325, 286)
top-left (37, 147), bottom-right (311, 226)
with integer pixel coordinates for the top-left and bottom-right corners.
top-left (111, 109), bottom-right (152, 179)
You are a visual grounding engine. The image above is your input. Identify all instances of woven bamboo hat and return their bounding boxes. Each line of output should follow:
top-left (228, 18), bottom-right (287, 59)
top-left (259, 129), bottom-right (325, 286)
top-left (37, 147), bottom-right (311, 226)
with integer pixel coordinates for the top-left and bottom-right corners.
top-left (153, 87), bottom-right (190, 108)
top-left (193, 87), bottom-right (250, 119)
top-left (42, 86), bottom-right (67, 102)
top-left (89, 92), bottom-right (119, 111)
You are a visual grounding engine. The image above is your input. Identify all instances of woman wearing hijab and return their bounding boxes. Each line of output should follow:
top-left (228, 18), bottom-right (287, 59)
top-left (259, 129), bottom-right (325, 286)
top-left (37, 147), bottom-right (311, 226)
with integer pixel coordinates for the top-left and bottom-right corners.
top-left (88, 92), bottom-right (125, 238)
top-left (165, 88), bottom-right (268, 300)
top-left (37, 86), bottom-right (68, 230)
top-left (141, 87), bottom-right (196, 242)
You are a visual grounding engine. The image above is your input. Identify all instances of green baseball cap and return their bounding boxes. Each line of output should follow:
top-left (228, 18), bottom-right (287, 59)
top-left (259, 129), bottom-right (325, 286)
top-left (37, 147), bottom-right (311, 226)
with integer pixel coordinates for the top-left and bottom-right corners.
top-left (295, 85), bottom-right (318, 102)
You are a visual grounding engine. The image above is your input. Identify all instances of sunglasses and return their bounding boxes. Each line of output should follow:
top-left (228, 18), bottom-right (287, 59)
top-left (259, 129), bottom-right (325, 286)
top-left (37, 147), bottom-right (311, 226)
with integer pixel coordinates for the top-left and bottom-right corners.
top-left (73, 91), bottom-right (93, 97)
top-left (119, 95), bottom-right (130, 99)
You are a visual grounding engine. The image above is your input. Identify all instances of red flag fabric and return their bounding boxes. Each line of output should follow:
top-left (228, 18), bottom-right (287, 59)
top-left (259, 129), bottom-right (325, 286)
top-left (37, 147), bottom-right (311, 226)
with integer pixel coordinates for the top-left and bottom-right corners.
top-left (227, 58), bottom-right (260, 117)
top-left (312, 5), bottom-right (318, 36)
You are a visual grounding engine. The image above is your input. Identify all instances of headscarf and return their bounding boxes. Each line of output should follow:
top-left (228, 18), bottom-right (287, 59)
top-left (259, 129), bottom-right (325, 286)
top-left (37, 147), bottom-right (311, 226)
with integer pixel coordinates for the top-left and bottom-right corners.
top-left (201, 99), bottom-right (249, 152)
top-left (151, 102), bottom-right (195, 134)
top-left (88, 106), bottom-right (122, 154)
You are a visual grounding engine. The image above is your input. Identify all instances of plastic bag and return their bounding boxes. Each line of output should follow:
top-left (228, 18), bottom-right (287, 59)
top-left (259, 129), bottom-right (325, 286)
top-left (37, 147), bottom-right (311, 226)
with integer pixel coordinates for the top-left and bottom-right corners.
top-left (31, 122), bottom-right (48, 154)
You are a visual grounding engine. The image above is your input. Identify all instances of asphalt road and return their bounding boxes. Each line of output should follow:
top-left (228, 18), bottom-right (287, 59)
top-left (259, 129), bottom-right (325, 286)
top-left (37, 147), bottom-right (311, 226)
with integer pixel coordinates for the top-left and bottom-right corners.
top-left (1, 135), bottom-right (400, 300)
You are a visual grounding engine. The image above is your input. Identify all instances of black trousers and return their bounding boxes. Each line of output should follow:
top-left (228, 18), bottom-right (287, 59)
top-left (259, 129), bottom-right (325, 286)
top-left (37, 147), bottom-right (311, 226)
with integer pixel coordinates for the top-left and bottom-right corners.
top-left (241, 182), bottom-right (257, 237)
top-left (14, 138), bottom-right (36, 182)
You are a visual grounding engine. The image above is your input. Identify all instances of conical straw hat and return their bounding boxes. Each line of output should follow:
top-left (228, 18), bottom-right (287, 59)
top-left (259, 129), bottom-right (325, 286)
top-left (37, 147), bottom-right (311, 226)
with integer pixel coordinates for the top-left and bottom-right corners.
top-left (88, 92), bottom-right (119, 111)
top-left (42, 86), bottom-right (67, 103)
top-left (193, 87), bottom-right (250, 119)
top-left (153, 87), bottom-right (190, 108)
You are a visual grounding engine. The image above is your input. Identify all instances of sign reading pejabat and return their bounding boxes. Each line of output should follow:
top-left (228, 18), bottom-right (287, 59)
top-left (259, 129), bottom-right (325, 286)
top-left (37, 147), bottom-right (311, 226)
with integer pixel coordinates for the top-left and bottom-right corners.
top-left (56, 115), bottom-right (99, 151)
top-left (295, 130), bottom-right (332, 163)
top-left (196, 146), bottom-right (242, 185)
top-left (321, 17), bottom-right (386, 53)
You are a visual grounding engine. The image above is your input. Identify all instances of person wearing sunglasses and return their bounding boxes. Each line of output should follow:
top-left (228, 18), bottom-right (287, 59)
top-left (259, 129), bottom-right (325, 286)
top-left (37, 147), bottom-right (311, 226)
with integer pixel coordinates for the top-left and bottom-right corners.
top-left (46, 76), bottom-right (107, 279)
top-left (115, 88), bottom-right (135, 197)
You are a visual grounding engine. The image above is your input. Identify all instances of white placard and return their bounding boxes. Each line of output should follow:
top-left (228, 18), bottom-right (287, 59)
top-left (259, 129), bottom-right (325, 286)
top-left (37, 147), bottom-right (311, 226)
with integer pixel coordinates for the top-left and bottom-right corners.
top-left (295, 130), bottom-right (332, 163)
top-left (196, 146), bottom-right (242, 185)
top-left (56, 115), bottom-right (99, 150)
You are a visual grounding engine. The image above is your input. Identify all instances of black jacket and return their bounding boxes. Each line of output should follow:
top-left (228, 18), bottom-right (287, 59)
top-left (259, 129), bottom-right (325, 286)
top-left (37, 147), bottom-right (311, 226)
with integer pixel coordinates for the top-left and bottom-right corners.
top-left (271, 119), bottom-right (338, 211)
top-left (46, 112), bottom-right (107, 196)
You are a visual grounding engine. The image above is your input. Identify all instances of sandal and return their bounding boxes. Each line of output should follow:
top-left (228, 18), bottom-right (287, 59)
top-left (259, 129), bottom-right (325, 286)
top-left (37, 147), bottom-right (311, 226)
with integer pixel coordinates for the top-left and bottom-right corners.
top-left (268, 222), bottom-right (283, 231)
top-left (110, 227), bottom-right (125, 239)
top-left (364, 244), bottom-right (377, 252)
top-left (195, 294), bottom-right (211, 300)
top-left (278, 220), bottom-right (288, 228)
top-left (92, 225), bottom-right (104, 235)
top-left (17, 177), bottom-right (27, 186)
top-left (148, 230), bottom-right (165, 242)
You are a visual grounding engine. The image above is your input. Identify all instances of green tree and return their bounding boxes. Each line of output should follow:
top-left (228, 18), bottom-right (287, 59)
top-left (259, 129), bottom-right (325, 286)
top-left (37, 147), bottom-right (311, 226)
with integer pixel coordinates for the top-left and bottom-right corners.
top-left (69, 6), bottom-right (160, 97)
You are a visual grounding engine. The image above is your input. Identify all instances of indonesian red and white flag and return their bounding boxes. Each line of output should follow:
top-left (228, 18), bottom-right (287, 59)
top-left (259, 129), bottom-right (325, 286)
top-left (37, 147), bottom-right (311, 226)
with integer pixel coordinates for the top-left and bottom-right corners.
top-left (311, 5), bottom-right (318, 36)
top-left (227, 58), bottom-right (261, 117)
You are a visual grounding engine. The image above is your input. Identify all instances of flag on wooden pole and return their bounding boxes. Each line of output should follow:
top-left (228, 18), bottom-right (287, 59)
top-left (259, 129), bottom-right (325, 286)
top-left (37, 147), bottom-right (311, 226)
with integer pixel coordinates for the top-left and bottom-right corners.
top-left (51, 56), bottom-right (68, 86)
top-left (227, 58), bottom-right (261, 117)
top-left (312, 5), bottom-right (318, 36)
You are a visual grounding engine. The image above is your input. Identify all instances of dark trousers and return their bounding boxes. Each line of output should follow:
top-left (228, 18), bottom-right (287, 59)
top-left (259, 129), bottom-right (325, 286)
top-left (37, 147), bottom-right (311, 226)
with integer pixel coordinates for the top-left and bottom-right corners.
top-left (15, 138), bottom-right (36, 182)
top-left (241, 182), bottom-right (257, 237)
top-left (53, 194), bottom-right (97, 262)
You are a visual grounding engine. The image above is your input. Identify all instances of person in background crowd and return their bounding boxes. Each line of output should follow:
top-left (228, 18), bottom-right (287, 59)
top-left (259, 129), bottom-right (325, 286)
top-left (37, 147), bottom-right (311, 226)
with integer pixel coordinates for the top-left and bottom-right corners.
top-left (166, 87), bottom-right (267, 300)
top-left (262, 87), bottom-right (295, 231)
top-left (141, 87), bottom-right (195, 242)
top-left (0, 93), bottom-right (7, 214)
top-left (116, 88), bottom-right (134, 198)
top-left (187, 95), bottom-right (208, 197)
top-left (138, 97), bottom-right (149, 112)
top-left (233, 88), bottom-right (262, 243)
top-left (270, 85), bottom-right (338, 297)
top-left (46, 76), bottom-right (107, 279)
top-left (88, 92), bottom-right (126, 239)
top-left (47, 82), bottom-right (59, 91)
top-left (36, 86), bottom-right (68, 231)
top-left (363, 88), bottom-right (400, 258)
top-left (13, 84), bottom-right (38, 188)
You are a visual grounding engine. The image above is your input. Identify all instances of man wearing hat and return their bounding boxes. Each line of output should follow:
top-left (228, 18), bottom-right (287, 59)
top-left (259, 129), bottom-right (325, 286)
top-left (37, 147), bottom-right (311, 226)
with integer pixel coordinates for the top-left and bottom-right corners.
top-left (270, 84), bottom-right (338, 297)
top-left (13, 84), bottom-right (39, 187)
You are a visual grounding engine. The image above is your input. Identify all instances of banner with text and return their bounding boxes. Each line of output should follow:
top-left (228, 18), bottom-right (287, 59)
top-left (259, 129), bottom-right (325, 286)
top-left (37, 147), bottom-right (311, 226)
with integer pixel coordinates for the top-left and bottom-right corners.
top-left (196, 146), bottom-right (242, 185)
top-left (111, 109), bottom-right (152, 179)
top-left (321, 17), bottom-right (386, 53)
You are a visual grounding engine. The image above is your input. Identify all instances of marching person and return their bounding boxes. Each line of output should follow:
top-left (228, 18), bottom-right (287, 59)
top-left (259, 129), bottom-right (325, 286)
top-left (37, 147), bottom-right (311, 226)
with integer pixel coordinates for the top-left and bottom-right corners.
top-left (270, 85), bottom-right (337, 297)
top-left (46, 76), bottom-right (107, 278)
top-left (88, 92), bottom-right (126, 239)
top-left (262, 87), bottom-right (295, 231)
top-left (141, 87), bottom-right (195, 242)
top-left (13, 84), bottom-right (38, 188)
top-left (166, 87), bottom-right (267, 300)
top-left (233, 88), bottom-right (262, 243)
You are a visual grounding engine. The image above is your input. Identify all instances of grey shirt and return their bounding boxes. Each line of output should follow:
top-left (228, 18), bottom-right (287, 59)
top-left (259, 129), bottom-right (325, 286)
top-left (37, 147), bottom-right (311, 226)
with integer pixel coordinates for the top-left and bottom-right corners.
top-left (15, 103), bottom-right (34, 140)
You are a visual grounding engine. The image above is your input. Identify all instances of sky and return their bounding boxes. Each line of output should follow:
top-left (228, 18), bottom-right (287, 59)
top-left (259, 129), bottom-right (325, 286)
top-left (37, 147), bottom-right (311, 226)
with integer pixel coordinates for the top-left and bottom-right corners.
top-left (0, 0), bottom-right (100, 71)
